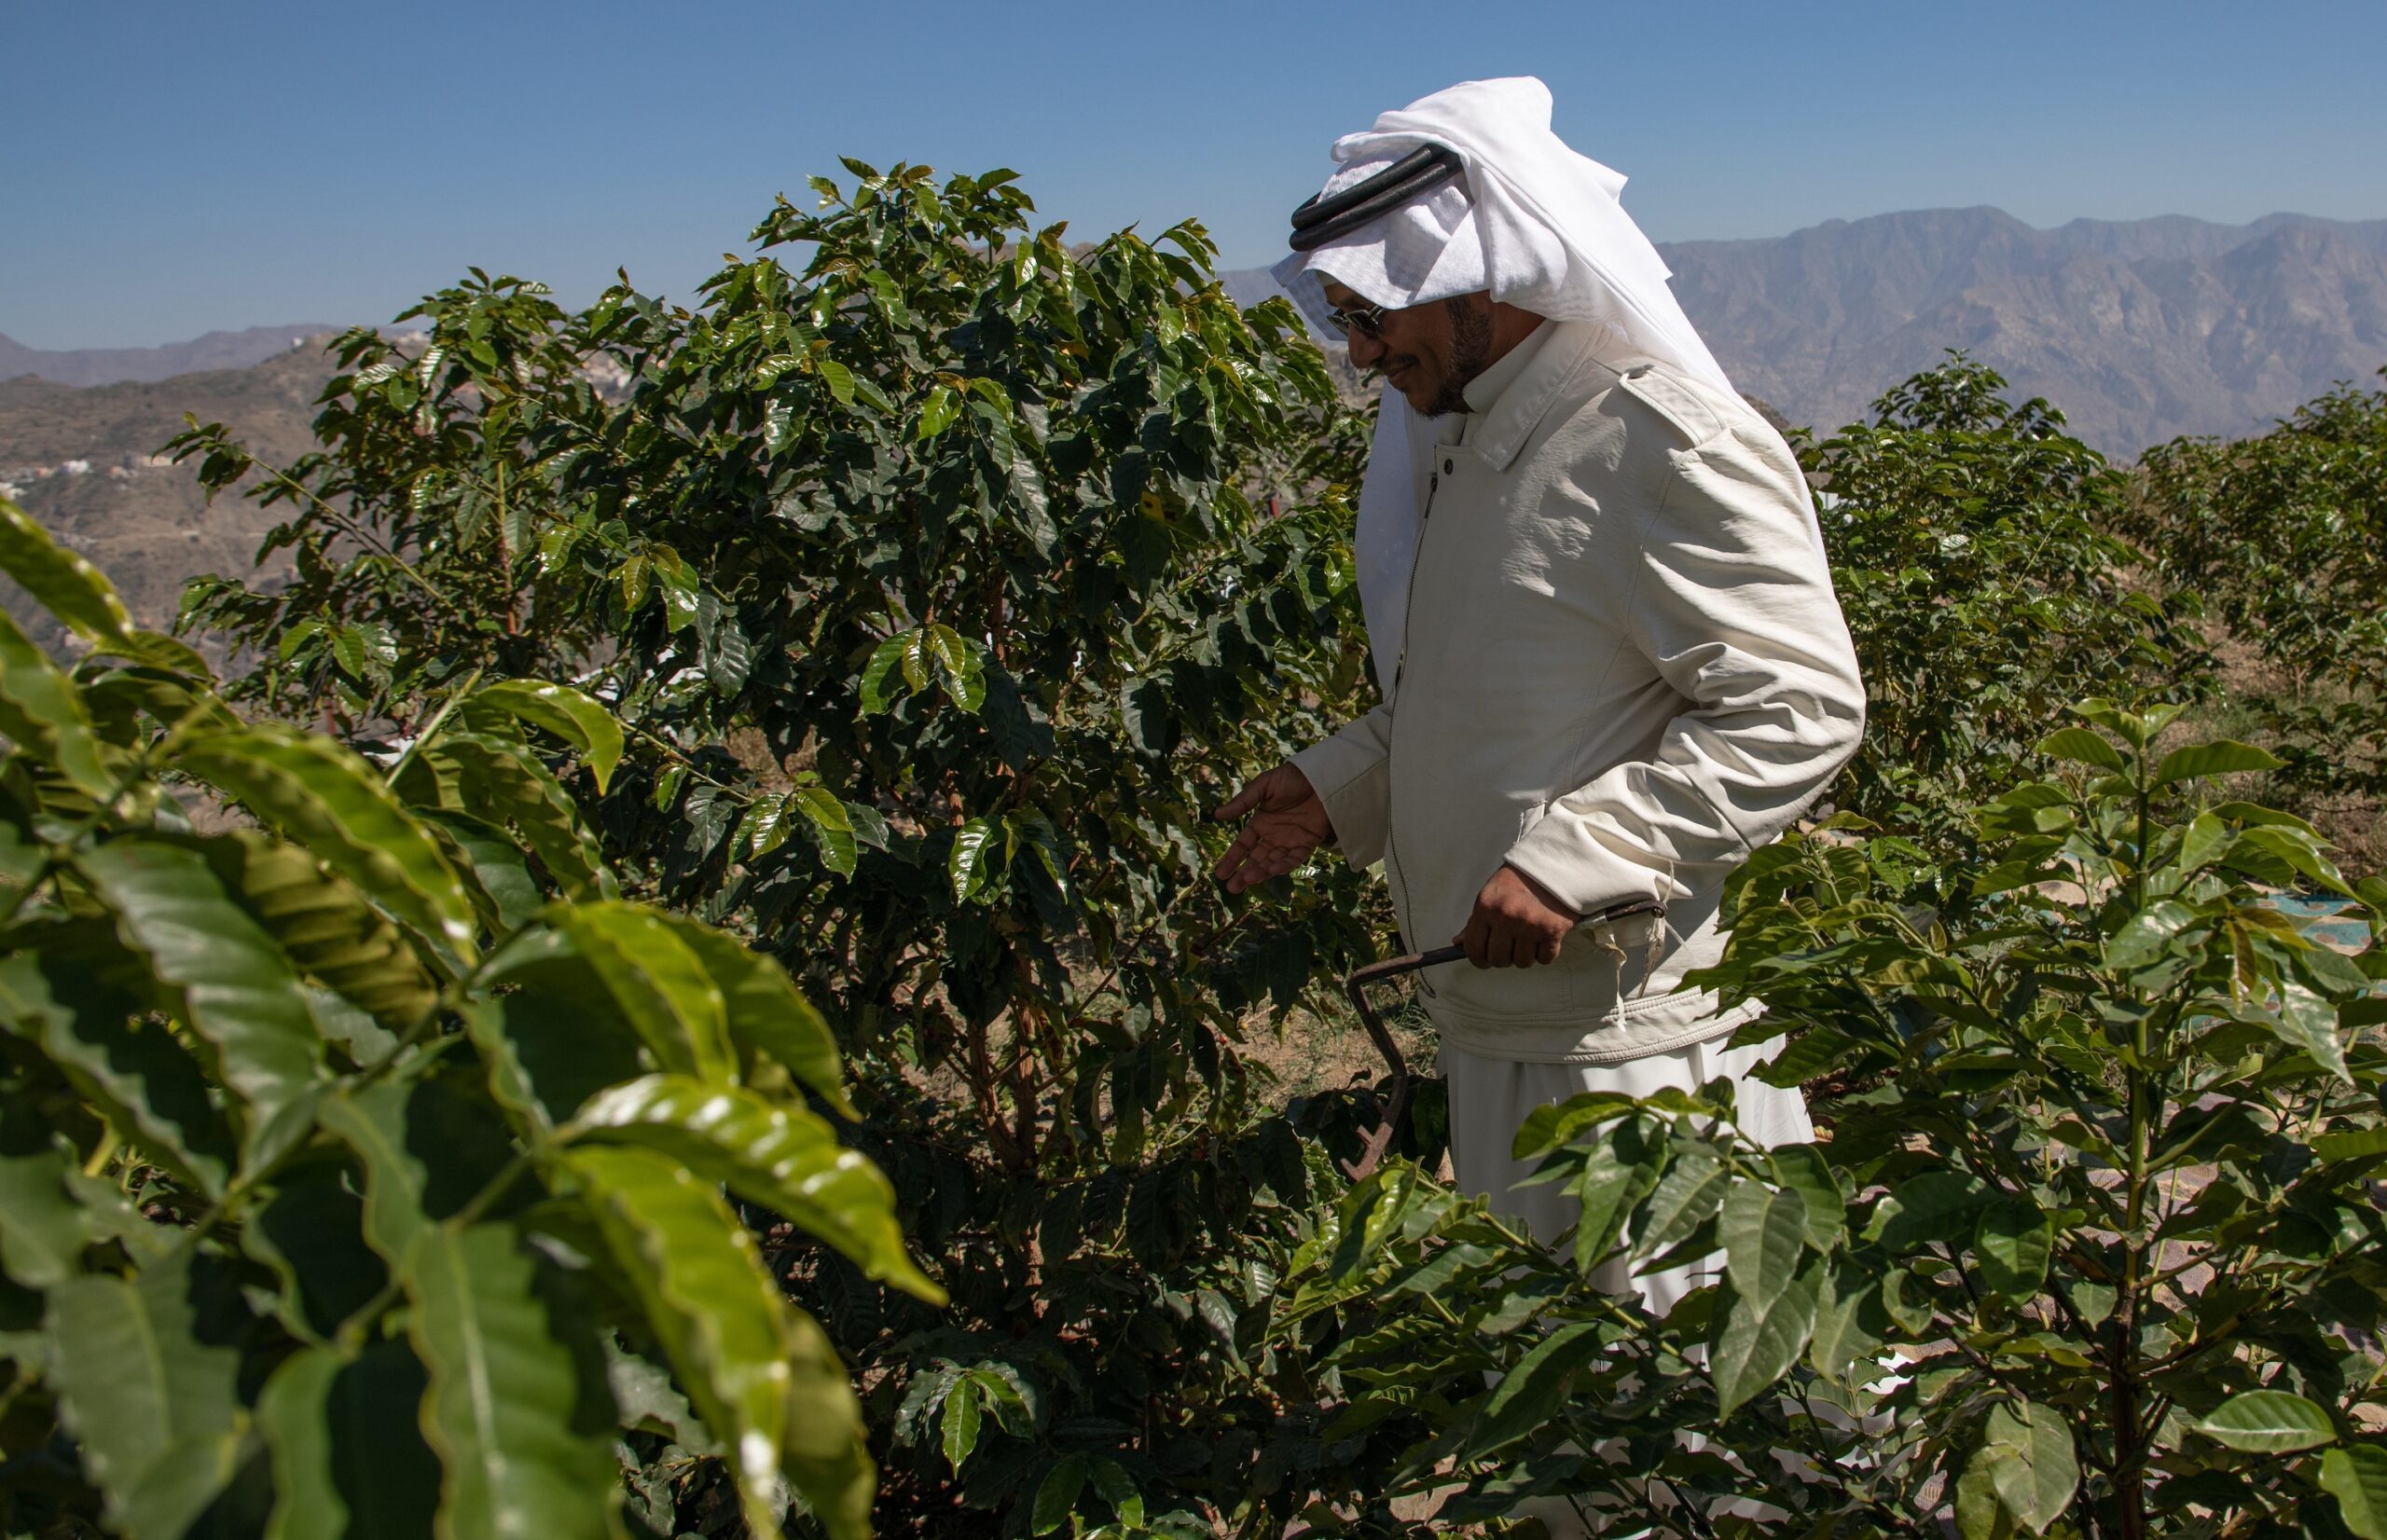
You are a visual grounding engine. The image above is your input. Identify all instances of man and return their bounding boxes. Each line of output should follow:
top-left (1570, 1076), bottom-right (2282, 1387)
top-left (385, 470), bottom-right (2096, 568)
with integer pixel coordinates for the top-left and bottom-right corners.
top-left (1214, 77), bottom-right (1866, 1310)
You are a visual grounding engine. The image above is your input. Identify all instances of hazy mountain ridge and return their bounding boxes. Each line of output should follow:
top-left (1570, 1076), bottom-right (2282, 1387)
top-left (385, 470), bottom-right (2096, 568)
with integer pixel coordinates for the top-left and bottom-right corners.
top-left (0, 348), bottom-right (339, 658)
top-left (1226, 208), bottom-right (2387, 456)
top-left (0, 324), bottom-right (340, 388)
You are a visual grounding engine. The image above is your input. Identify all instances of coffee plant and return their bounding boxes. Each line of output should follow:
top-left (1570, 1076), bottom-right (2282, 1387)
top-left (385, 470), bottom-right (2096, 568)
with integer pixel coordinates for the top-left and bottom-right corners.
top-left (160, 163), bottom-right (1414, 1534)
top-left (0, 499), bottom-right (938, 1538)
top-left (2125, 368), bottom-right (2387, 804)
top-left (1253, 702), bottom-right (2387, 1536)
top-left (1801, 357), bottom-right (2208, 869)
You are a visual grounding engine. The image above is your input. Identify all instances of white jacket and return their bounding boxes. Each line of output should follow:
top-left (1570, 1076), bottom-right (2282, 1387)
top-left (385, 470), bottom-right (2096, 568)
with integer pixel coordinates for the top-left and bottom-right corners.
top-left (1293, 319), bottom-right (1865, 1065)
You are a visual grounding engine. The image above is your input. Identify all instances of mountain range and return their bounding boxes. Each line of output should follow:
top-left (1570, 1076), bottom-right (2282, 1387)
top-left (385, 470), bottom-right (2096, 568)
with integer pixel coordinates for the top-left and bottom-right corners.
top-left (1224, 207), bottom-right (2387, 457)
top-left (0, 325), bottom-right (340, 389)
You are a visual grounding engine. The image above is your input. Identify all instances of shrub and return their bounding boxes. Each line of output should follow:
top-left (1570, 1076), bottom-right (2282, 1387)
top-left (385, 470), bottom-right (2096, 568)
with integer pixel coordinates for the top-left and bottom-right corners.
top-left (1257, 702), bottom-right (2387, 1537)
top-left (2125, 369), bottom-right (2387, 807)
top-left (0, 500), bottom-right (935, 1538)
top-left (1804, 357), bottom-right (2208, 868)
top-left (161, 163), bottom-right (1407, 1534)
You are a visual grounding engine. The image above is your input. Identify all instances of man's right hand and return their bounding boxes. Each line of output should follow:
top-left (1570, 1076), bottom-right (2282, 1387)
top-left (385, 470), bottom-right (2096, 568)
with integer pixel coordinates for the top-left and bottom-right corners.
top-left (1213, 763), bottom-right (1333, 893)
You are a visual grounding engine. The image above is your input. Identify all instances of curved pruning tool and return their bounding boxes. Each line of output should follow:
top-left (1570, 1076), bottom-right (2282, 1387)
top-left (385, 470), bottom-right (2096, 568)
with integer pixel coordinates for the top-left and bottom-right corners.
top-left (1338, 898), bottom-right (1669, 1180)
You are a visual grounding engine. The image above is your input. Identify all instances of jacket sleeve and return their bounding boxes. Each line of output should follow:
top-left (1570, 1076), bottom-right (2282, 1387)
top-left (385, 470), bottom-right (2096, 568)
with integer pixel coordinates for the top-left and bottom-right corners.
top-left (1502, 416), bottom-right (1867, 917)
top-left (1290, 702), bottom-right (1395, 869)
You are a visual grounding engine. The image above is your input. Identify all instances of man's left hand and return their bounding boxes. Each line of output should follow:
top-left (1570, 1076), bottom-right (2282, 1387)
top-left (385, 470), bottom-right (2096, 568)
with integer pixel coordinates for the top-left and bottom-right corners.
top-left (1455, 864), bottom-right (1579, 969)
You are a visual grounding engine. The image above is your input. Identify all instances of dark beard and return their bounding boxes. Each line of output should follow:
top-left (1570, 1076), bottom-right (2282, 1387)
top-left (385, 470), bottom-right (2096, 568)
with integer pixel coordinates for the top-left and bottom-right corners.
top-left (1423, 296), bottom-right (1494, 417)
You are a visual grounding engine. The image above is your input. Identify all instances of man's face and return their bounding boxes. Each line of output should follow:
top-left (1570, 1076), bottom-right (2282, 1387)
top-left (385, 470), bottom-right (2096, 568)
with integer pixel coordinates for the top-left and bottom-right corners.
top-left (1323, 279), bottom-right (1495, 417)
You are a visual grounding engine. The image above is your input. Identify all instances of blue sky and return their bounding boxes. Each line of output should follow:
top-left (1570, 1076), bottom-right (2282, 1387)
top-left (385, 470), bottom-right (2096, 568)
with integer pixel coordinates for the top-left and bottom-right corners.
top-left (8, 0), bottom-right (2383, 350)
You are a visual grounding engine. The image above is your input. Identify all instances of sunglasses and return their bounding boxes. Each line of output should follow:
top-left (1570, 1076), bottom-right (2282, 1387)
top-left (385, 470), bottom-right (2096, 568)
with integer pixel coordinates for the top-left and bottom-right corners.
top-left (1324, 300), bottom-right (1389, 341)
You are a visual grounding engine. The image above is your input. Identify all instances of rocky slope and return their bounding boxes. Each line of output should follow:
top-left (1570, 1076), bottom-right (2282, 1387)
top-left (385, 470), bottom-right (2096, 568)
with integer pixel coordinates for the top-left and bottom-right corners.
top-left (0, 345), bottom-right (338, 657)
top-left (0, 325), bottom-right (341, 388)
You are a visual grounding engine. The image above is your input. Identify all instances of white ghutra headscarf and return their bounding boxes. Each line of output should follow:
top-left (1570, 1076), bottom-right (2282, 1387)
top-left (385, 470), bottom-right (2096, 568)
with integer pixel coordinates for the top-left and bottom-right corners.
top-left (1272, 76), bottom-right (1814, 699)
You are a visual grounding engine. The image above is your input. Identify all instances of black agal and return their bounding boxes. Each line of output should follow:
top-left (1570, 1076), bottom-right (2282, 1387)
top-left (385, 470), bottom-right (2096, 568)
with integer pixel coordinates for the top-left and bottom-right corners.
top-left (1287, 144), bottom-right (1464, 253)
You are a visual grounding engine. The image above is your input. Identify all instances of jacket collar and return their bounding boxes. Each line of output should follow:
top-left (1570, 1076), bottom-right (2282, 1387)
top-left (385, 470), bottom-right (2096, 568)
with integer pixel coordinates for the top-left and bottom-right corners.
top-left (1463, 316), bottom-right (1617, 474)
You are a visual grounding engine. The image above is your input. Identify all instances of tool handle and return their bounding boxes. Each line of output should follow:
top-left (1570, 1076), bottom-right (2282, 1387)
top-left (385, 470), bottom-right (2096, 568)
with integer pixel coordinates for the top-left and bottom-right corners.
top-left (1344, 942), bottom-right (1469, 992)
top-left (1333, 899), bottom-right (1667, 1180)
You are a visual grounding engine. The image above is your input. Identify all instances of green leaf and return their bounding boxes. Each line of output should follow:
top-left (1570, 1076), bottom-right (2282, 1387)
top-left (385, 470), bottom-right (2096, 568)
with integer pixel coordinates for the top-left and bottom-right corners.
top-left (739, 795), bottom-right (795, 859)
top-left (606, 1338), bottom-right (721, 1455)
top-left (1973, 1198), bottom-right (2054, 1299)
top-left (2073, 698), bottom-right (2163, 750)
top-left (1009, 809), bottom-right (1070, 899)
top-left (2315, 1127), bottom-right (2387, 1164)
top-left (46, 1250), bottom-right (245, 1538)
top-left (0, 605), bottom-right (114, 798)
top-left (563, 1144), bottom-right (871, 1540)
top-left (0, 1137), bottom-right (90, 1288)
top-left (174, 726), bottom-right (478, 961)
top-left (655, 555), bottom-right (700, 633)
top-left (1633, 1145), bottom-right (1729, 1258)
top-left (463, 931), bottom-right (650, 1133)
top-left (2243, 980), bottom-right (2353, 1085)
top-left (2323, 1446), bottom-right (2387, 1539)
top-left (1710, 1265), bottom-right (1821, 1415)
top-left (1873, 1171), bottom-right (1988, 1251)
top-left (663, 918), bottom-right (851, 1115)
top-left (403, 1225), bottom-right (617, 1540)
top-left (1032, 1453), bottom-right (1090, 1536)
top-left (1980, 1397), bottom-right (2079, 1533)
top-left (926, 624), bottom-right (986, 713)
top-left (1083, 1455), bottom-right (1145, 1528)
top-left (1468, 1320), bottom-right (1607, 1457)
top-left (940, 1377), bottom-right (982, 1474)
top-left (320, 1078), bottom-right (527, 1268)
top-left (1719, 1181), bottom-right (1809, 1297)
top-left (1008, 454), bottom-right (1057, 557)
top-left (917, 383), bottom-right (961, 440)
top-left (814, 357), bottom-right (857, 406)
top-left (1955, 1455), bottom-right (2019, 1540)
top-left (793, 786), bottom-right (858, 875)
top-left (203, 832), bottom-right (441, 1035)
top-left (2036, 726), bottom-right (2125, 772)
top-left (2192, 1389), bottom-right (2338, 1452)
top-left (570, 1074), bottom-right (942, 1302)
top-left (2151, 739), bottom-right (2283, 786)
top-left (541, 902), bottom-right (736, 1083)
top-left (1807, 1263), bottom-right (1890, 1385)
top-left (0, 937), bottom-right (235, 1195)
top-left (1768, 1145), bottom-right (1846, 1250)
top-left (257, 1340), bottom-right (443, 1540)
top-left (2106, 899), bottom-right (2200, 969)
top-left (1569, 1121), bottom-right (1662, 1274)
top-left (857, 634), bottom-right (913, 715)
top-left (244, 1155), bottom-right (389, 1341)
top-left (74, 835), bottom-right (323, 1150)
top-left (949, 816), bottom-right (1002, 903)
top-left (0, 498), bottom-right (202, 672)
top-left (1511, 1093), bottom-right (1635, 1162)
top-left (2177, 811), bottom-right (2234, 872)
top-left (421, 732), bottom-right (615, 901)
top-left (463, 681), bottom-right (625, 794)
top-left (419, 808), bottom-right (545, 935)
